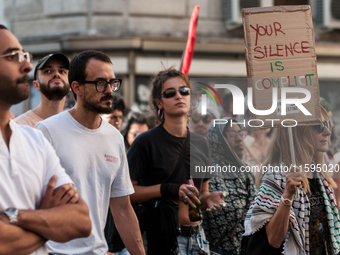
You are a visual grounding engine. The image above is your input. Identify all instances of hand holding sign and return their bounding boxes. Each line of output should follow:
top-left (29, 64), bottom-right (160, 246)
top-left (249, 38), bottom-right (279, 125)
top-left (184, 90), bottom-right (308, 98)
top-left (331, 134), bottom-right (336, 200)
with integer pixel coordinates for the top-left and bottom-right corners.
top-left (284, 165), bottom-right (302, 200)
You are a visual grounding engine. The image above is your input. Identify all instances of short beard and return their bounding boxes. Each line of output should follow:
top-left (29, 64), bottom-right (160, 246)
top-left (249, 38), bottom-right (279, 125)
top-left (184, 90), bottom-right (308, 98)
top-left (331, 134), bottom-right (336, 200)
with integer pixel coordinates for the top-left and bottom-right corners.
top-left (39, 79), bottom-right (70, 101)
top-left (83, 94), bottom-right (114, 114)
top-left (0, 74), bottom-right (30, 105)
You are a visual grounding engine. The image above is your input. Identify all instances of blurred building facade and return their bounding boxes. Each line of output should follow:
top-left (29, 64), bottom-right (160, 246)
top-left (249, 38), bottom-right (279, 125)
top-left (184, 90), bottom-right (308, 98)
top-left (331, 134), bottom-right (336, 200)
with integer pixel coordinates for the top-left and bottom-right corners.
top-left (1, 0), bottom-right (340, 115)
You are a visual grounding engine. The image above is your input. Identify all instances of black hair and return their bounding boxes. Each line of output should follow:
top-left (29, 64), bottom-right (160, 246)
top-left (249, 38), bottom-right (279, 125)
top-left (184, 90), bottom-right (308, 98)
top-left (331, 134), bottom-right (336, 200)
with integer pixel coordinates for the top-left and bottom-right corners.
top-left (68, 50), bottom-right (112, 100)
top-left (113, 94), bottom-right (125, 113)
top-left (121, 111), bottom-right (148, 151)
top-left (0, 25), bottom-right (8, 30)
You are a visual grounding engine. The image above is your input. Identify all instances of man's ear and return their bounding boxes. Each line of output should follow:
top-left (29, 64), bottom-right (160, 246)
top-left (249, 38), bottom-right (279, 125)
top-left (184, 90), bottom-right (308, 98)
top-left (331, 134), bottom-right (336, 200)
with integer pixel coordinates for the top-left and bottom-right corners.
top-left (71, 81), bottom-right (83, 97)
top-left (155, 98), bottom-right (163, 110)
top-left (32, 80), bottom-right (40, 91)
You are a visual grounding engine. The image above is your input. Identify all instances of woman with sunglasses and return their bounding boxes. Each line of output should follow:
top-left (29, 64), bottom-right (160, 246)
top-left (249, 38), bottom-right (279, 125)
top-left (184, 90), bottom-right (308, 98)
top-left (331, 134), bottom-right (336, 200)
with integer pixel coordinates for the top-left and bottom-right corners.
top-left (127, 68), bottom-right (226, 255)
top-left (241, 106), bottom-right (340, 255)
top-left (203, 118), bottom-right (256, 255)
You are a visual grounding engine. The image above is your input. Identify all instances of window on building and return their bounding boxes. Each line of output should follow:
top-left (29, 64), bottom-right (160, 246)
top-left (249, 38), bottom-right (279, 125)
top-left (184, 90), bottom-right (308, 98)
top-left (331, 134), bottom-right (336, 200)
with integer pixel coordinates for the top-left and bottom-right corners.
top-left (275, 0), bottom-right (309, 5)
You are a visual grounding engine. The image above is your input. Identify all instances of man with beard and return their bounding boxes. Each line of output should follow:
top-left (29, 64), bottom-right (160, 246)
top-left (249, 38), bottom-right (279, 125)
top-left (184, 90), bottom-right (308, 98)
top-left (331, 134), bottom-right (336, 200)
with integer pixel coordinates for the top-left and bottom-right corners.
top-left (15, 53), bottom-right (70, 127)
top-left (35, 50), bottom-right (145, 255)
top-left (0, 25), bottom-right (91, 254)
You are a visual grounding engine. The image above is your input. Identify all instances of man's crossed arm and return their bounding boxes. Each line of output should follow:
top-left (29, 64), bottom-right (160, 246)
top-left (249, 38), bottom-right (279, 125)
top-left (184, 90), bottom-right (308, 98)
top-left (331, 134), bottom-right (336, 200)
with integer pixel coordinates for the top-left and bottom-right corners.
top-left (0, 175), bottom-right (91, 255)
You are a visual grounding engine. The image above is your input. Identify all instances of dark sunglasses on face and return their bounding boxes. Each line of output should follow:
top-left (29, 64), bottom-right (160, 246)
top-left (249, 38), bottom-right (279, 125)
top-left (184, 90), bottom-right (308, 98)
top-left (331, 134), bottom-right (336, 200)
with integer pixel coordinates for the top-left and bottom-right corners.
top-left (77, 79), bottom-right (122, 93)
top-left (313, 121), bottom-right (330, 133)
top-left (225, 130), bottom-right (248, 139)
top-left (161, 86), bottom-right (190, 98)
top-left (191, 115), bottom-right (214, 124)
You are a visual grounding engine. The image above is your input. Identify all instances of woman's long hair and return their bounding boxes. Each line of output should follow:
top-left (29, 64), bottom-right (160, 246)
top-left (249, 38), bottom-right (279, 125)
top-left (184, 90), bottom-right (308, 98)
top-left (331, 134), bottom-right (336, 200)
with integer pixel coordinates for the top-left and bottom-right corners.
top-left (256, 106), bottom-right (336, 193)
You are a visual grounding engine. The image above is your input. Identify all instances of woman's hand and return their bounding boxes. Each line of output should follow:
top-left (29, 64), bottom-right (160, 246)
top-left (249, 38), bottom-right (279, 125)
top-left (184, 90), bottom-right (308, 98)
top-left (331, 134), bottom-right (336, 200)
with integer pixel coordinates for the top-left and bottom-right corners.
top-left (283, 165), bottom-right (302, 200)
top-left (205, 191), bottom-right (227, 212)
top-left (179, 184), bottom-right (200, 208)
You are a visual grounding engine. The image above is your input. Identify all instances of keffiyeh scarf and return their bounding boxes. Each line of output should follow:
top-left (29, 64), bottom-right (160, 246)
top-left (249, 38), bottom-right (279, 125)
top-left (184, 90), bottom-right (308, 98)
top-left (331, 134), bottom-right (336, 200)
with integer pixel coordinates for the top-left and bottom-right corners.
top-left (204, 118), bottom-right (256, 254)
top-left (243, 168), bottom-right (340, 255)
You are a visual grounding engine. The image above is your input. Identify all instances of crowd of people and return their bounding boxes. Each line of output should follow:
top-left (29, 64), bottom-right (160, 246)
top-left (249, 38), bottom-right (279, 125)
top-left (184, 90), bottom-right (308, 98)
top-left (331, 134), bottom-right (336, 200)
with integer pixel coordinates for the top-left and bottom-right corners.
top-left (1, 24), bottom-right (340, 255)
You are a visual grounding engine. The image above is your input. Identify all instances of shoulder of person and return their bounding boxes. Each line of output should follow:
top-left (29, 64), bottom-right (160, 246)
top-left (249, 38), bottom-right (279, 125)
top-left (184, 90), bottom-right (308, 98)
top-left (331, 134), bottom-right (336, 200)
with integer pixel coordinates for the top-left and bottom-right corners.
top-left (35, 111), bottom-right (66, 129)
top-left (102, 119), bottom-right (123, 136)
top-left (135, 125), bottom-right (163, 142)
top-left (190, 132), bottom-right (206, 142)
top-left (262, 164), bottom-right (286, 187)
top-left (13, 121), bottom-right (49, 146)
top-left (190, 132), bottom-right (209, 148)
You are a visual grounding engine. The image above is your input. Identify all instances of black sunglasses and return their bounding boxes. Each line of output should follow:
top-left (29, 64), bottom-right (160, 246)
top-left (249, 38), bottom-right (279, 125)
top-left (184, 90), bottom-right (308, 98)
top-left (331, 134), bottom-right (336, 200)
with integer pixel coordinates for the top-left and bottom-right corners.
top-left (77, 79), bottom-right (122, 93)
top-left (313, 121), bottom-right (330, 133)
top-left (191, 115), bottom-right (214, 124)
top-left (161, 87), bottom-right (190, 98)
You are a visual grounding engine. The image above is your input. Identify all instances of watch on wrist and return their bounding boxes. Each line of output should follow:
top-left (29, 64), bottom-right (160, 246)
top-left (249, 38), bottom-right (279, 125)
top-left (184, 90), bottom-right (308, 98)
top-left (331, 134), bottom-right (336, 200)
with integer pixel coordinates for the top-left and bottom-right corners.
top-left (4, 208), bottom-right (18, 225)
top-left (280, 196), bottom-right (293, 206)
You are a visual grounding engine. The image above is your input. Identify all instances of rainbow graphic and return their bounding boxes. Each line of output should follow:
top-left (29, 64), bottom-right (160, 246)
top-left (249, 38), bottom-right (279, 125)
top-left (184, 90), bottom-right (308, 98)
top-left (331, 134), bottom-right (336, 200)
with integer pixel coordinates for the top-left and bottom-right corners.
top-left (195, 82), bottom-right (222, 115)
top-left (196, 82), bottom-right (222, 106)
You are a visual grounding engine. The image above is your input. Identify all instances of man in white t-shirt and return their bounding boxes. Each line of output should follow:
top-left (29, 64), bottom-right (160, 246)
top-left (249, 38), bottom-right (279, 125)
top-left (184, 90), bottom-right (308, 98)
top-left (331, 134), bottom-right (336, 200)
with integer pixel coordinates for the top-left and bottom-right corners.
top-left (0, 25), bottom-right (91, 255)
top-left (15, 53), bottom-right (70, 127)
top-left (35, 50), bottom-right (145, 255)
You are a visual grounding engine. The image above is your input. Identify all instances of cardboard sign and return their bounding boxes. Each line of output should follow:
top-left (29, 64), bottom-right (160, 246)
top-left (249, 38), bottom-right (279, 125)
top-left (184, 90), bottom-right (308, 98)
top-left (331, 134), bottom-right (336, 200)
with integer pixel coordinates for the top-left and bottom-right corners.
top-left (242, 5), bottom-right (321, 128)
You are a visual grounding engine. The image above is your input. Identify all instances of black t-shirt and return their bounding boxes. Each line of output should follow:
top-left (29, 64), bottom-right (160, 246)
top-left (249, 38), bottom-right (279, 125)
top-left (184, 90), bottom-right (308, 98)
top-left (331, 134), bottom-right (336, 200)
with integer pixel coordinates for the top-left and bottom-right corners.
top-left (127, 125), bottom-right (211, 192)
top-left (308, 178), bottom-right (332, 255)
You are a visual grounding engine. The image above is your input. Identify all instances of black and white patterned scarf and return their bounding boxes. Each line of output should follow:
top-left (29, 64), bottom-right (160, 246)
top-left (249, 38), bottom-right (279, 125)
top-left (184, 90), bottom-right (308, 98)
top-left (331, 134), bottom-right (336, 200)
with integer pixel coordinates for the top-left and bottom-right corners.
top-left (244, 167), bottom-right (340, 255)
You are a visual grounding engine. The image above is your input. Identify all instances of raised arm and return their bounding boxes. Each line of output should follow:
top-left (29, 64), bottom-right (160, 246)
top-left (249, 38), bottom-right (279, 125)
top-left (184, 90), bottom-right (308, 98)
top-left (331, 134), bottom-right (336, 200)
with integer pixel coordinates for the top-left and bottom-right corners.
top-left (0, 215), bottom-right (46, 255)
top-left (110, 196), bottom-right (145, 255)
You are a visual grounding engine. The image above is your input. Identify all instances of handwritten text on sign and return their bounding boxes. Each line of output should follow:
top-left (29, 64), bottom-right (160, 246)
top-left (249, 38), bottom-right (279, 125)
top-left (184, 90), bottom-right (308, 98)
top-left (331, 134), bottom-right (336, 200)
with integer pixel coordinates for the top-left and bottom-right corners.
top-left (251, 22), bottom-right (310, 60)
top-left (242, 6), bottom-right (320, 127)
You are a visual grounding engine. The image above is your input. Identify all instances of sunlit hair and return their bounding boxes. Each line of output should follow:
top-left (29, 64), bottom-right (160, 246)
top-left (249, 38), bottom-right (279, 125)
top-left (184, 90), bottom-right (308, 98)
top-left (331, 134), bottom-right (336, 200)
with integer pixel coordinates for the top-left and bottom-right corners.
top-left (149, 67), bottom-right (190, 124)
top-left (256, 106), bottom-right (336, 193)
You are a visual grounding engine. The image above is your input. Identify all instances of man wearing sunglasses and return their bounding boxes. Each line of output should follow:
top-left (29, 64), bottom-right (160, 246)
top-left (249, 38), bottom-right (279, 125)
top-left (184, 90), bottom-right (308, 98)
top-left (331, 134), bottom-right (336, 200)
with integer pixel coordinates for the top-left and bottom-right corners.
top-left (0, 25), bottom-right (91, 254)
top-left (15, 53), bottom-right (70, 127)
top-left (191, 99), bottom-right (220, 137)
top-left (36, 50), bottom-right (144, 255)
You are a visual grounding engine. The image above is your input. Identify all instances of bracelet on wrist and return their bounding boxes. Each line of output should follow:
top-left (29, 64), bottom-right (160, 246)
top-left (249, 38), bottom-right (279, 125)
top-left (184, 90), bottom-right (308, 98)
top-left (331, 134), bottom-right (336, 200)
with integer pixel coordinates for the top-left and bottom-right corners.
top-left (280, 196), bottom-right (293, 206)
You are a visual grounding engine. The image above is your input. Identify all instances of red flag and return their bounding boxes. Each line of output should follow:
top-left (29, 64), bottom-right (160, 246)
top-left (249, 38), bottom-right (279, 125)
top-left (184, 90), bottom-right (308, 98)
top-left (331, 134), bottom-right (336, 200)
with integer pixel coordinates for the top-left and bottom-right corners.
top-left (180, 5), bottom-right (199, 76)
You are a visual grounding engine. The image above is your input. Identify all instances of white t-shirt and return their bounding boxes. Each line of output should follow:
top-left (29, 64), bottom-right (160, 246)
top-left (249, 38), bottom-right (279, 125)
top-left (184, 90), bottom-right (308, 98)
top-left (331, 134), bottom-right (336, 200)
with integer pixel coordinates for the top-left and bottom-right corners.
top-left (35, 111), bottom-right (134, 255)
top-left (0, 120), bottom-right (72, 255)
